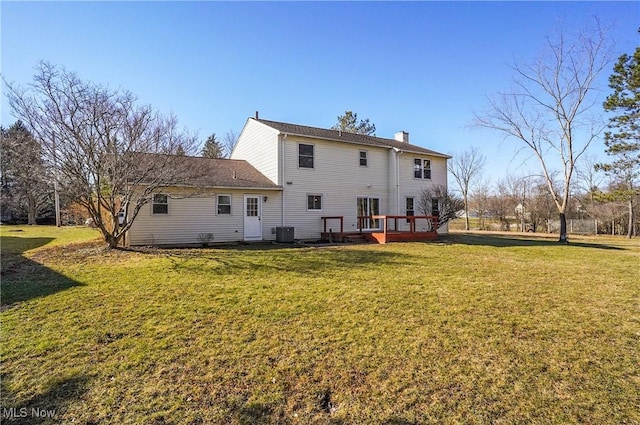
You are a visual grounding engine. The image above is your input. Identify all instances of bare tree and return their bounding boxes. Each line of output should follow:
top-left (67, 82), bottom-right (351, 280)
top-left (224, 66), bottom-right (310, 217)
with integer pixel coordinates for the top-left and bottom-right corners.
top-left (490, 175), bottom-right (521, 231)
top-left (6, 62), bottom-right (198, 248)
top-left (470, 178), bottom-right (492, 230)
top-left (474, 20), bottom-right (613, 243)
top-left (448, 146), bottom-right (486, 230)
top-left (222, 129), bottom-right (239, 158)
top-left (576, 154), bottom-right (606, 204)
top-left (417, 185), bottom-right (464, 229)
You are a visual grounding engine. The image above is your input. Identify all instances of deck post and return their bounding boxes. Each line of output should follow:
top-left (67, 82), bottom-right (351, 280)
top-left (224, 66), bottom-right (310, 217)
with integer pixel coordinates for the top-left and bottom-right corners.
top-left (383, 216), bottom-right (388, 243)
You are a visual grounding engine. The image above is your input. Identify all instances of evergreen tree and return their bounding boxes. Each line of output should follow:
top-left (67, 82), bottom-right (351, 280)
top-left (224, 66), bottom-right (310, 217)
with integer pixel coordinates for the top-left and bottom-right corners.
top-left (201, 133), bottom-right (225, 158)
top-left (597, 39), bottom-right (640, 237)
top-left (331, 111), bottom-right (376, 135)
top-left (0, 121), bottom-right (52, 224)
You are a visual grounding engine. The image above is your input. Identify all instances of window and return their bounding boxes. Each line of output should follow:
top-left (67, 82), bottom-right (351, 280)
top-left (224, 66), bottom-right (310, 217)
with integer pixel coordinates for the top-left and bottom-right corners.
top-left (431, 197), bottom-right (440, 216)
top-left (299, 143), bottom-right (314, 168)
top-left (406, 197), bottom-right (415, 223)
top-left (246, 197), bottom-right (258, 217)
top-left (414, 158), bottom-right (431, 179)
top-left (359, 150), bottom-right (368, 166)
top-left (307, 194), bottom-right (322, 210)
top-left (152, 194), bottom-right (168, 215)
top-left (217, 195), bottom-right (231, 215)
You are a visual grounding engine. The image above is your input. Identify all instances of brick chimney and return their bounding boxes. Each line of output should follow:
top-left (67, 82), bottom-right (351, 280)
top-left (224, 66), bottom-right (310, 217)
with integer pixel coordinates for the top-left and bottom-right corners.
top-left (394, 131), bottom-right (409, 143)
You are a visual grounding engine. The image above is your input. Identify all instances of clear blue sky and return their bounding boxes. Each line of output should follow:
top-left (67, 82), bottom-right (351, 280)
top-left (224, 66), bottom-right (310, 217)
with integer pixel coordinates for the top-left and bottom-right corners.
top-left (1, 1), bottom-right (638, 182)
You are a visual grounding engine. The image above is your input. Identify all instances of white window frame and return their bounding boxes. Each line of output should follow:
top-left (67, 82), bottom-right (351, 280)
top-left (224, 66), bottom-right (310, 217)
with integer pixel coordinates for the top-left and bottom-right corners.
top-left (307, 194), bottom-right (323, 211)
top-left (216, 194), bottom-right (231, 215)
top-left (406, 197), bottom-right (415, 223)
top-left (414, 158), bottom-right (431, 180)
top-left (431, 197), bottom-right (440, 216)
top-left (298, 143), bottom-right (314, 169)
top-left (152, 194), bottom-right (168, 215)
top-left (359, 150), bottom-right (368, 167)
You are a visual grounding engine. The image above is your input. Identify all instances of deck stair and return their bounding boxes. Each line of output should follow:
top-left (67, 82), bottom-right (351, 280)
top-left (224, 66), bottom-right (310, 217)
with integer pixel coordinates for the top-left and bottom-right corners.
top-left (343, 233), bottom-right (371, 244)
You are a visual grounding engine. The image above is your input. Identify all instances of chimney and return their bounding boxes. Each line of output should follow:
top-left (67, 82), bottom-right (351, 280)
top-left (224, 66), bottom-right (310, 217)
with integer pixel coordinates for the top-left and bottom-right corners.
top-left (394, 131), bottom-right (409, 143)
top-left (255, 111), bottom-right (259, 119)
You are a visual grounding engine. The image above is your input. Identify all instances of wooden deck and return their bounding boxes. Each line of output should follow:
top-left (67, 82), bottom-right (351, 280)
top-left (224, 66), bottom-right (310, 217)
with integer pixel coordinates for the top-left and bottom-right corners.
top-left (321, 215), bottom-right (439, 244)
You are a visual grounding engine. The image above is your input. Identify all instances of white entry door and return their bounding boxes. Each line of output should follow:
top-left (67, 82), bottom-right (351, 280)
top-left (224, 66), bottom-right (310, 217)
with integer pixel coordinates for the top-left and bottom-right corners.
top-left (243, 195), bottom-right (262, 241)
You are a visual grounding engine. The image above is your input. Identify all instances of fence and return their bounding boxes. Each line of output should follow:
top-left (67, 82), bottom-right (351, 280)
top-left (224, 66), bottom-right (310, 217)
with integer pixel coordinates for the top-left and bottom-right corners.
top-left (547, 219), bottom-right (598, 235)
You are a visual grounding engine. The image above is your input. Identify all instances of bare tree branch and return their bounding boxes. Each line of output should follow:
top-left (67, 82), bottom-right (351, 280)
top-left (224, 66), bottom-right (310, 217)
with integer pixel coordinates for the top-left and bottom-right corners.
top-left (6, 61), bottom-right (199, 247)
top-left (473, 19), bottom-right (614, 242)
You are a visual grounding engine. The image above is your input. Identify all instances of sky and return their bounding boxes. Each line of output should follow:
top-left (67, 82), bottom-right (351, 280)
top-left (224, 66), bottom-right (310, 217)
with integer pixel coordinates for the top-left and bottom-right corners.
top-left (1, 1), bottom-right (638, 184)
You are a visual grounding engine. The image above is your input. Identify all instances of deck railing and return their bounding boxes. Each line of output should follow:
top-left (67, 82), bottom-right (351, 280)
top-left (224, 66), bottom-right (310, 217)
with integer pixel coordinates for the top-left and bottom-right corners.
top-left (322, 215), bottom-right (439, 234)
top-left (320, 216), bottom-right (344, 233)
top-left (371, 215), bottom-right (439, 235)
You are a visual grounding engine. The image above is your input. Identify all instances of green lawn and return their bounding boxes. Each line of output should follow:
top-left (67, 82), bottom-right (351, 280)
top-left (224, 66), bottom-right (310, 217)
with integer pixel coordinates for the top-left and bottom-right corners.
top-left (1, 226), bottom-right (639, 424)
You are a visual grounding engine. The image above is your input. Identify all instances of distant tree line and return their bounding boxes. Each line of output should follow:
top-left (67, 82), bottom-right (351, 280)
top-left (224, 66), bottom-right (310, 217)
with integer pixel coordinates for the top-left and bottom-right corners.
top-left (448, 161), bottom-right (639, 236)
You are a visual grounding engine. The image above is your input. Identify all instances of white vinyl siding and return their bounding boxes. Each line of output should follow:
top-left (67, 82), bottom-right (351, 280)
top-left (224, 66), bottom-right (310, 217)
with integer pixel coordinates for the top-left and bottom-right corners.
top-left (398, 154), bottom-right (448, 233)
top-left (231, 119), bottom-right (280, 184)
top-left (127, 188), bottom-right (282, 246)
top-left (281, 137), bottom-right (389, 239)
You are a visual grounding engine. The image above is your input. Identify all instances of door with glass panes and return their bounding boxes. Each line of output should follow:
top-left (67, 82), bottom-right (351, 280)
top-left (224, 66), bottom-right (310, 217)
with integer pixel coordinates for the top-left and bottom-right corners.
top-left (357, 197), bottom-right (380, 230)
top-left (243, 195), bottom-right (262, 241)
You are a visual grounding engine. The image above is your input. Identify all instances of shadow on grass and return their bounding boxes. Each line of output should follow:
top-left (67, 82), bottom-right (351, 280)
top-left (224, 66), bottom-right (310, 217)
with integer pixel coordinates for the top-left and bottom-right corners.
top-left (443, 232), bottom-right (626, 250)
top-left (0, 373), bottom-right (90, 424)
top-left (163, 246), bottom-right (413, 276)
top-left (1, 236), bottom-right (84, 307)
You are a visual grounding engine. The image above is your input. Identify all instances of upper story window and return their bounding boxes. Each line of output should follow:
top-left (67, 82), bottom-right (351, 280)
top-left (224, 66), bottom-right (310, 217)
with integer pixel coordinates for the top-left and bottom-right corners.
top-left (307, 194), bottom-right (322, 210)
top-left (299, 143), bottom-right (314, 168)
top-left (359, 150), bottom-right (368, 167)
top-left (414, 158), bottom-right (431, 179)
top-left (217, 195), bottom-right (231, 215)
top-left (152, 194), bottom-right (168, 215)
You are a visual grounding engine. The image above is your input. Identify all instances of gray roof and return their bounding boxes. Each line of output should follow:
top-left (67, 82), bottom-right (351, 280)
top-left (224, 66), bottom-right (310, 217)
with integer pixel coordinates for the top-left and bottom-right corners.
top-left (255, 118), bottom-right (451, 158)
top-left (132, 153), bottom-right (280, 190)
top-left (183, 156), bottom-right (280, 189)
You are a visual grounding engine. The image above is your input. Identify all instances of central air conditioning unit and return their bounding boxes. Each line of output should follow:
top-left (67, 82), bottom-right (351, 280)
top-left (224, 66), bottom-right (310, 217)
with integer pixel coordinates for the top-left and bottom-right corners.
top-left (275, 227), bottom-right (294, 243)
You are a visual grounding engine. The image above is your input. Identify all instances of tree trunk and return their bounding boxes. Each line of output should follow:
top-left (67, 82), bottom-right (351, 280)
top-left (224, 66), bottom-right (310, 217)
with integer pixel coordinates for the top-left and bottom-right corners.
top-left (627, 199), bottom-right (634, 239)
top-left (27, 193), bottom-right (37, 225)
top-left (464, 193), bottom-right (470, 230)
top-left (558, 212), bottom-right (568, 243)
top-left (104, 233), bottom-right (122, 249)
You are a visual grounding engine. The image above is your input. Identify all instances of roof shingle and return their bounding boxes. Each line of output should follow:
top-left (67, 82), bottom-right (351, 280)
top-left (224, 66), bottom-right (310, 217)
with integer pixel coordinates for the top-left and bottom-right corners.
top-left (255, 118), bottom-right (450, 158)
top-left (182, 157), bottom-right (280, 189)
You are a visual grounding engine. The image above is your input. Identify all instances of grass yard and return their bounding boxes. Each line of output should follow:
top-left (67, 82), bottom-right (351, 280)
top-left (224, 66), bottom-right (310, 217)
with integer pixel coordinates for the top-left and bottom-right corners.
top-left (1, 226), bottom-right (639, 424)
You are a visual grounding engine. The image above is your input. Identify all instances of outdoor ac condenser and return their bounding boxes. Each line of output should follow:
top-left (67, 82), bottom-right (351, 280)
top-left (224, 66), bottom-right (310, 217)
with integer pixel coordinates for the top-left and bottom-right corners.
top-left (275, 227), bottom-right (294, 243)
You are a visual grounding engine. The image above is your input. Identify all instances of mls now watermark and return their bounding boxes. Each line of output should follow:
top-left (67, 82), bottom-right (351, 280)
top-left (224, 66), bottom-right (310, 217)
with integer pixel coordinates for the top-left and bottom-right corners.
top-left (3, 407), bottom-right (57, 419)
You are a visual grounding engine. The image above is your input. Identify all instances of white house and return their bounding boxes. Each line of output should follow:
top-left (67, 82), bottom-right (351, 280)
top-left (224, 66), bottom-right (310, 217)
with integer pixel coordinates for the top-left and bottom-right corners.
top-left (126, 117), bottom-right (450, 246)
top-left (125, 157), bottom-right (282, 246)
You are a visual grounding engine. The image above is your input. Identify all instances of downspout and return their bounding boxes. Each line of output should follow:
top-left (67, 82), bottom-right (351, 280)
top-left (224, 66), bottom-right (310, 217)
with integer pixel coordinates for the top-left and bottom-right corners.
top-left (280, 133), bottom-right (287, 226)
top-left (393, 147), bottom-right (403, 215)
